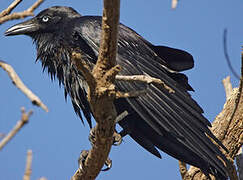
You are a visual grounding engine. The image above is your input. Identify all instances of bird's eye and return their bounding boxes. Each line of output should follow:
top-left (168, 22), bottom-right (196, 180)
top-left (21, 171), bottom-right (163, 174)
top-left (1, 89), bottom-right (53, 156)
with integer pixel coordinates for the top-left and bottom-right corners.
top-left (42, 16), bottom-right (50, 22)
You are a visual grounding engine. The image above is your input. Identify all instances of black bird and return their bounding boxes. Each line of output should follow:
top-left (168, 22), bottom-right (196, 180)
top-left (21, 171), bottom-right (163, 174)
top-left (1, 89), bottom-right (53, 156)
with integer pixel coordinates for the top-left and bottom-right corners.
top-left (5, 6), bottom-right (228, 179)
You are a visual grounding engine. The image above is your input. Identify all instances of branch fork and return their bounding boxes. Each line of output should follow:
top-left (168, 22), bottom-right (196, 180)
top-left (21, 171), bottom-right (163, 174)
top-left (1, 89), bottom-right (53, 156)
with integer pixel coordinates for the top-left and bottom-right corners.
top-left (0, 0), bottom-right (44, 25)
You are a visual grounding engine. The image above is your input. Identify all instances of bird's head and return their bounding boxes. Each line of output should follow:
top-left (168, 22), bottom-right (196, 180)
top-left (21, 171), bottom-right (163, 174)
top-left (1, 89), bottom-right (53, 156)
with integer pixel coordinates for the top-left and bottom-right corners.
top-left (5, 6), bottom-right (81, 37)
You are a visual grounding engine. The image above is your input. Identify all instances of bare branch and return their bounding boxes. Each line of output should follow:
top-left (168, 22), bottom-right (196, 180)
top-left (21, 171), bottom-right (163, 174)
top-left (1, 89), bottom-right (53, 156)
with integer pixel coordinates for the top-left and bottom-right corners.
top-left (184, 50), bottom-right (243, 180)
top-left (0, 0), bottom-right (44, 25)
top-left (222, 76), bottom-right (233, 100)
top-left (0, 0), bottom-right (23, 18)
top-left (0, 108), bottom-right (33, 151)
top-left (26, 0), bottom-right (44, 12)
top-left (38, 177), bottom-right (48, 180)
top-left (179, 161), bottom-right (190, 180)
top-left (172, 0), bottom-right (178, 9)
top-left (92, 0), bottom-right (120, 77)
top-left (116, 74), bottom-right (175, 93)
top-left (0, 61), bottom-right (48, 112)
top-left (23, 149), bottom-right (33, 180)
top-left (71, 0), bottom-right (120, 179)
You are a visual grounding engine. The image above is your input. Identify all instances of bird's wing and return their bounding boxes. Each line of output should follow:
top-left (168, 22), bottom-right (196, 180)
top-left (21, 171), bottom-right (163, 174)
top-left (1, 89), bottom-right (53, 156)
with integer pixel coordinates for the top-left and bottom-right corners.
top-left (75, 16), bottom-right (227, 178)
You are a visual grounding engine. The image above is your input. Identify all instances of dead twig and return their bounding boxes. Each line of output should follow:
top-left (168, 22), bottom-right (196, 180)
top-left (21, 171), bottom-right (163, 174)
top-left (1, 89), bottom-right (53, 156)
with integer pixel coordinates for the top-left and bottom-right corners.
top-left (23, 150), bottom-right (33, 180)
top-left (223, 76), bottom-right (242, 179)
top-left (0, 0), bottom-right (44, 25)
top-left (0, 0), bottom-right (23, 18)
top-left (0, 61), bottom-right (48, 112)
top-left (184, 51), bottom-right (243, 180)
top-left (0, 108), bottom-right (33, 151)
top-left (222, 76), bottom-right (233, 100)
top-left (172, 0), bottom-right (178, 9)
top-left (116, 74), bottom-right (175, 93)
top-left (179, 161), bottom-right (190, 180)
top-left (26, 0), bottom-right (44, 12)
top-left (38, 177), bottom-right (48, 180)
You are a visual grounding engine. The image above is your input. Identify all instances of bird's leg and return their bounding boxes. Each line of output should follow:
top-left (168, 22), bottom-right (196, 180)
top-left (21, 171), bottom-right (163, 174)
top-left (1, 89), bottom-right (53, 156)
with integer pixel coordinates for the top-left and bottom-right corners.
top-left (89, 125), bottom-right (122, 146)
top-left (86, 111), bottom-right (129, 170)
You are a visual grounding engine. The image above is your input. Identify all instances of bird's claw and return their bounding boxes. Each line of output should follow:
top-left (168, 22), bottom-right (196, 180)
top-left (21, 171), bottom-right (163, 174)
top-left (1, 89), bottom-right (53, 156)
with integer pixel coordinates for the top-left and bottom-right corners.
top-left (78, 150), bottom-right (89, 170)
top-left (90, 127), bottom-right (122, 146)
top-left (78, 150), bottom-right (112, 172)
top-left (88, 127), bottom-right (96, 146)
top-left (113, 132), bottom-right (123, 146)
top-left (102, 157), bottom-right (112, 171)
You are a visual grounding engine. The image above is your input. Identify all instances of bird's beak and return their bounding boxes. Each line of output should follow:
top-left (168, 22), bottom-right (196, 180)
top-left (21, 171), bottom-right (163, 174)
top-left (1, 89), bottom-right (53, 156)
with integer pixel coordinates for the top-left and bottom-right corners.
top-left (5, 18), bottom-right (39, 36)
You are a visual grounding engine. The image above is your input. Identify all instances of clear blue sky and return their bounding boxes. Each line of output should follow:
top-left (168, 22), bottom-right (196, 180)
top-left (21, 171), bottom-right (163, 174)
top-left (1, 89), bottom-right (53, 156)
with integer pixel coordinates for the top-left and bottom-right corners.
top-left (1, 1), bottom-right (242, 180)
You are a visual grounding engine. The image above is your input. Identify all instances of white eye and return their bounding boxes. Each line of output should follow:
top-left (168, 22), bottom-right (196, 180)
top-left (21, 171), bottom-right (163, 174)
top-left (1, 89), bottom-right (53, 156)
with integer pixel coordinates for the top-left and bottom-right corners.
top-left (42, 16), bottom-right (49, 22)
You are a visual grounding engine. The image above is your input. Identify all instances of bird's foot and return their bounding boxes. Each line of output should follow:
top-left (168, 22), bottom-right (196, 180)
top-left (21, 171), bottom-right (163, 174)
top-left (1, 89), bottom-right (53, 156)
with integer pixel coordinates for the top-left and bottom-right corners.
top-left (78, 150), bottom-right (112, 171)
top-left (89, 127), bottom-right (123, 146)
top-left (112, 111), bottom-right (128, 146)
top-left (113, 131), bottom-right (123, 146)
top-left (78, 150), bottom-right (89, 170)
top-left (88, 127), bottom-right (96, 146)
top-left (102, 157), bottom-right (112, 171)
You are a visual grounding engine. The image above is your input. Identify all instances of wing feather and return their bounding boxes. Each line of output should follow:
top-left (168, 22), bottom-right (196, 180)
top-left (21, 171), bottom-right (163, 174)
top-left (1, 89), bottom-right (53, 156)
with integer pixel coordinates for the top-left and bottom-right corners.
top-left (75, 16), bottom-right (228, 178)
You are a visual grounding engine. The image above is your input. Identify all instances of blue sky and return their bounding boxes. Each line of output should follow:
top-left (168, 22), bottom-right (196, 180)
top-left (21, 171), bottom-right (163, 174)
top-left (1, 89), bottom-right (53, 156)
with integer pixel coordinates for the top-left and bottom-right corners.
top-left (0, 1), bottom-right (242, 180)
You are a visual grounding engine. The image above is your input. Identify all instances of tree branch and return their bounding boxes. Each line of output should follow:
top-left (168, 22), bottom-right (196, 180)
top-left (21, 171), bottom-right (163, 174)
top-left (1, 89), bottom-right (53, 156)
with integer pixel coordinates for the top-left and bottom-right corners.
top-left (183, 51), bottom-right (243, 180)
top-left (172, 0), bottom-right (178, 9)
top-left (23, 149), bottom-right (33, 180)
top-left (71, 0), bottom-right (120, 179)
top-left (179, 161), bottom-right (190, 180)
top-left (116, 74), bottom-right (175, 93)
top-left (222, 76), bottom-right (233, 100)
top-left (0, 0), bottom-right (44, 25)
top-left (0, 108), bottom-right (33, 151)
top-left (0, 0), bottom-right (23, 18)
top-left (0, 61), bottom-right (48, 112)
top-left (38, 177), bottom-right (48, 180)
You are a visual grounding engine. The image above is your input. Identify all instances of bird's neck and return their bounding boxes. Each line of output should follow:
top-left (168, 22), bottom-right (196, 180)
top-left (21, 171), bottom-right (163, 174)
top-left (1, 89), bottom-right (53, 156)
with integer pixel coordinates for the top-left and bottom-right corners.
top-left (33, 33), bottom-right (77, 84)
top-left (31, 32), bottom-right (91, 124)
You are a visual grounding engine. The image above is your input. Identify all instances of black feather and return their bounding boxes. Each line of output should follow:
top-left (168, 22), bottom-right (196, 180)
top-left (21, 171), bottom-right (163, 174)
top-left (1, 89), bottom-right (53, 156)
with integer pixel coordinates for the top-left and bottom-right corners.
top-left (5, 6), bottom-right (229, 179)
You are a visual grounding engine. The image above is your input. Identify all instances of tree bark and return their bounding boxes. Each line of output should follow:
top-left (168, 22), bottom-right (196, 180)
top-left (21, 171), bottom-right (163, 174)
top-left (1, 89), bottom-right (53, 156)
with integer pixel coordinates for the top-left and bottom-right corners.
top-left (71, 0), bottom-right (120, 179)
top-left (182, 53), bottom-right (243, 180)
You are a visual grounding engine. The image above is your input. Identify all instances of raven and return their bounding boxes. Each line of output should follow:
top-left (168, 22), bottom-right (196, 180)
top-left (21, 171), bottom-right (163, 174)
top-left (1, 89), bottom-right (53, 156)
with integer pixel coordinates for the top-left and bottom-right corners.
top-left (5, 6), bottom-right (228, 179)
